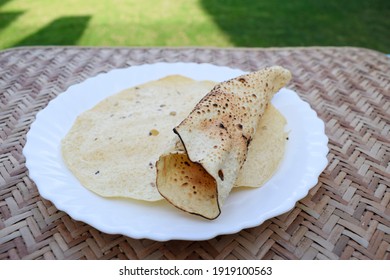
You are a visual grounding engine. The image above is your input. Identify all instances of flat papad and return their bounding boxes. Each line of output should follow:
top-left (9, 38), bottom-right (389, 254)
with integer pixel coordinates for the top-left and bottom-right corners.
top-left (61, 75), bottom-right (216, 201)
top-left (156, 66), bottom-right (292, 219)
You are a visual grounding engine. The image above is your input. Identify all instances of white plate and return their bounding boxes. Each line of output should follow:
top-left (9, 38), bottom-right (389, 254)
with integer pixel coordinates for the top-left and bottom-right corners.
top-left (23, 63), bottom-right (329, 241)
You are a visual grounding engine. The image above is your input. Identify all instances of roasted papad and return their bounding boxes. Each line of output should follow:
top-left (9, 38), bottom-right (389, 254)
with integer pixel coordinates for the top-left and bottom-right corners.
top-left (156, 66), bottom-right (291, 219)
top-left (61, 68), bottom-right (290, 219)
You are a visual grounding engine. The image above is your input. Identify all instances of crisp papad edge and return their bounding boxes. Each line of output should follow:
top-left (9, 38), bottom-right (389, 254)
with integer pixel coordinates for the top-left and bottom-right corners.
top-left (156, 66), bottom-right (292, 220)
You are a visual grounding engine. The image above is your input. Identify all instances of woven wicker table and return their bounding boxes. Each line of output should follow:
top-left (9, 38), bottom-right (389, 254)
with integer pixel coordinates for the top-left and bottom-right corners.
top-left (0, 46), bottom-right (389, 260)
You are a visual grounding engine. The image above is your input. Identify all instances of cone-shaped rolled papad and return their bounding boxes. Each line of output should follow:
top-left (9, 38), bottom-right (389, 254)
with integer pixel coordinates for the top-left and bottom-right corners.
top-left (156, 66), bottom-right (292, 219)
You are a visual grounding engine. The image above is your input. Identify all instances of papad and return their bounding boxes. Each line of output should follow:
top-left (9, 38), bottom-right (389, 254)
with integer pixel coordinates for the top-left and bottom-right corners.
top-left (61, 75), bottom-right (215, 201)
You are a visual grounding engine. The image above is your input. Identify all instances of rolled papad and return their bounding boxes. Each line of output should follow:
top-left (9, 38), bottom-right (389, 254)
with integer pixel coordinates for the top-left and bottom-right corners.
top-left (156, 66), bottom-right (292, 219)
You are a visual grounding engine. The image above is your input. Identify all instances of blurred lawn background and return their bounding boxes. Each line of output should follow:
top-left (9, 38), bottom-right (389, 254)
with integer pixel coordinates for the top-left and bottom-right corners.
top-left (0, 0), bottom-right (389, 53)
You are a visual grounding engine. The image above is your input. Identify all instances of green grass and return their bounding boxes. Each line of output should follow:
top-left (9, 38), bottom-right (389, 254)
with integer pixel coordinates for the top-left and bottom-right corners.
top-left (0, 0), bottom-right (389, 53)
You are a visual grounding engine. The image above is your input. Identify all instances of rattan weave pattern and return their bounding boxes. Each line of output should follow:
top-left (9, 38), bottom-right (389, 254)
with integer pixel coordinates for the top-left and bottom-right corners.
top-left (0, 47), bottom-right (389, 260)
